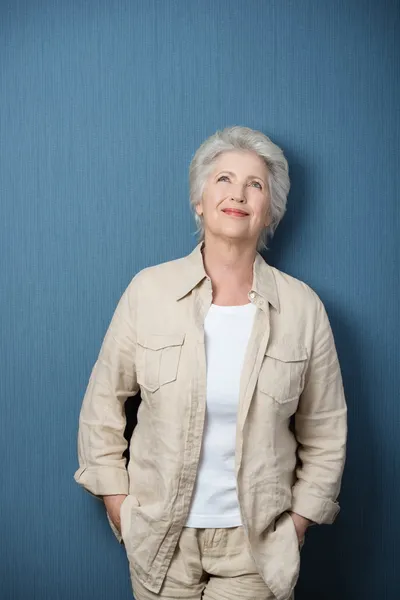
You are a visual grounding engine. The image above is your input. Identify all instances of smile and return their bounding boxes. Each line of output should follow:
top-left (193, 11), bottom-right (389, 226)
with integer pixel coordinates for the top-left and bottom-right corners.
top-left (222, 208), bottom-right (249, 217)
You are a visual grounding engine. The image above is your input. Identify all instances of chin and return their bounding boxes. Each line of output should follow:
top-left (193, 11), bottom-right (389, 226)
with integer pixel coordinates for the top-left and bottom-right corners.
top-left (218, 228), bottom-right (253, 245)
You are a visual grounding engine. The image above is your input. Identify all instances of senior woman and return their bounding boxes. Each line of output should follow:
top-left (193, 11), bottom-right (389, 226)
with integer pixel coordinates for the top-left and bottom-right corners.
top-left (74, 126), bottom-right (347, 600)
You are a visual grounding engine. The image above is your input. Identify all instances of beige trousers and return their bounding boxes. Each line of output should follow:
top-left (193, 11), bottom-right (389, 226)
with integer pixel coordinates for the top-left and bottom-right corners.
top-left (131, 526), bottom-right (294, 600)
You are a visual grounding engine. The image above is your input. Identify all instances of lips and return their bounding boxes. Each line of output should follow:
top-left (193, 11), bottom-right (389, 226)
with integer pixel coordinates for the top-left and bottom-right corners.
top-left (222, 208), bottom-right (249, 217)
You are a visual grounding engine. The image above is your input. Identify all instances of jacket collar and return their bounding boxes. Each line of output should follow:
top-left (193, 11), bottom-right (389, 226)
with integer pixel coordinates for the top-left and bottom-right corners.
top-left (175, 243), bottom-right (280, 312)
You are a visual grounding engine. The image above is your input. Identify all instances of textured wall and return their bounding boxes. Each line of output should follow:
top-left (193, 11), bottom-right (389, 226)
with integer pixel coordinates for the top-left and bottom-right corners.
top-left (1, 1), bottom-right (399, 598)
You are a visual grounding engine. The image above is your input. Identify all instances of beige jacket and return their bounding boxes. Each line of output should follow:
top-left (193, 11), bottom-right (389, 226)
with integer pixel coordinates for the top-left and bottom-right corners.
top-left (74, 243), bottom-right (347, 600)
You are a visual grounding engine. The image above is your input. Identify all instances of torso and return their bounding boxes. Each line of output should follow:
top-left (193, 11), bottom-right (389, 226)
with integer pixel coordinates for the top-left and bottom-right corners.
top-left (185, 301), bottom-right (257, 528)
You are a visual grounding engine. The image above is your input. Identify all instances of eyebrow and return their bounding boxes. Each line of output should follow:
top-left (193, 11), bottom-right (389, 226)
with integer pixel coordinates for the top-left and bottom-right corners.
top-left (217, 171), bottom-right (266, 184)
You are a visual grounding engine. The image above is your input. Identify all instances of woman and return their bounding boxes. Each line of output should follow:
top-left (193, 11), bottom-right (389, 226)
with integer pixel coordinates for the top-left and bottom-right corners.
top-left (74, 126), bottom-right (347, 600)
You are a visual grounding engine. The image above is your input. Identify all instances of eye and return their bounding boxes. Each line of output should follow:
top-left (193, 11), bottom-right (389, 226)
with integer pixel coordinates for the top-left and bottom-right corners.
top-left (216, 175), bottom-right (230, 182)
top-left (250, 180), bottom-right (262, 190)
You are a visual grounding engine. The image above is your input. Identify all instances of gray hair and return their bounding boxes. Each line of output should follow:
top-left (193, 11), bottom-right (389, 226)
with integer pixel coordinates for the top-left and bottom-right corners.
top-left (189, 126), bottom-right (290, 250)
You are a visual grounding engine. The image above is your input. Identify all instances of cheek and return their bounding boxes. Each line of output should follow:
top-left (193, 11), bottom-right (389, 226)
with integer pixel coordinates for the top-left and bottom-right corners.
top-left (251, 198), bottom-right (269, 221)
top-left (202, 191), bottom-right (223, 213)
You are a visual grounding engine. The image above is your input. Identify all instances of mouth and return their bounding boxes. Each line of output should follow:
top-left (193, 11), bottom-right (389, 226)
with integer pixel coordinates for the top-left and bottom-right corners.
top-left (222, 208), bottom-right (249, 218)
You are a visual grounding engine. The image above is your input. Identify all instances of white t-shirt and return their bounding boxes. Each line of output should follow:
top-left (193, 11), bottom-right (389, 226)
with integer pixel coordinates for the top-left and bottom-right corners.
top-left (186, 302), bottom-right (257, 528)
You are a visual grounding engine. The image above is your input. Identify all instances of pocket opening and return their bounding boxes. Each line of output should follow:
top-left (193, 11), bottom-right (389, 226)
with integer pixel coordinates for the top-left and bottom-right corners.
top-left (258, 342), bottom-right (307, 404)
top-left (138, 333), bottom-right (185, 393)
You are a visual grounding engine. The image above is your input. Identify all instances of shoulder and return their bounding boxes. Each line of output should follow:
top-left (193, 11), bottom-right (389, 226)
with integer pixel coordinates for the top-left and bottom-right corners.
top-left (268, 266), bottom-right (333, 348)
top-left (269, 265), bottom-right (324, 314)
top-left (124, 254), bottom-right (187, 298)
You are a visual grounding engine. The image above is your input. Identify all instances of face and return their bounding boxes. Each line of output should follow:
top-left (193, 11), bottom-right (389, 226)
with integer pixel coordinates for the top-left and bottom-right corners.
top-left (196, 150), bottom-right (271, 247)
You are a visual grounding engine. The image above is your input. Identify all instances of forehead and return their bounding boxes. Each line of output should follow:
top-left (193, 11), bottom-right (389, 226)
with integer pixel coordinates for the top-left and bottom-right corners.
top-left (212, 150), bottom-right (268, 178)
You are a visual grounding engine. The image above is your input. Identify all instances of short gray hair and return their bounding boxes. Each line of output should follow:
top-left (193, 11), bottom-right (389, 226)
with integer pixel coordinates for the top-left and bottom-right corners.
top-left (189, 126), bottom-right (290, 250)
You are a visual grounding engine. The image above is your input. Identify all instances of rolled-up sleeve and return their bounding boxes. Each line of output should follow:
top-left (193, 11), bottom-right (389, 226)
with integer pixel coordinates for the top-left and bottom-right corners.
top-left (292, 294), bottom-right (347, 525)
top-left (73, 276), bottom-right (139, 499)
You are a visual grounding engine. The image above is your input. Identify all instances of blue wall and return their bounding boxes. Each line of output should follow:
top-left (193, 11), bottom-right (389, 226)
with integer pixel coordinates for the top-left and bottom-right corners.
top-left (1, 1), bottom-right (399, 598)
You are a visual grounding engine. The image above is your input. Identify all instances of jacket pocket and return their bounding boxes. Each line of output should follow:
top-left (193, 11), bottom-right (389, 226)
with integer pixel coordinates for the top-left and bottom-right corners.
top-left (106, 494), bottom-right (138, 545)
top-left (258, 341), bottom-right (308, 404)
top-left (120, 494), bottom-right (140, 543)
top-left (261, 511), bottom-right (301, 600)
top-left (137, 333), bottom-right (185, 393)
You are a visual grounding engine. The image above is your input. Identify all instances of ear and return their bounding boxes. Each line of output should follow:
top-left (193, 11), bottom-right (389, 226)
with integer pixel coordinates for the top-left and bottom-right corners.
top-left (195, 202), bottom-right (203, 217)
top-left (264, 209), bottom-right (271, 228)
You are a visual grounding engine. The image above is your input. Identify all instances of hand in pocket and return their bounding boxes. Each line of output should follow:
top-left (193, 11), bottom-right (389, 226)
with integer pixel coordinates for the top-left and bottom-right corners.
top-left (103, 494), bottom-right (127, 534)
top-left (288, 511), bottom-right (311, 545)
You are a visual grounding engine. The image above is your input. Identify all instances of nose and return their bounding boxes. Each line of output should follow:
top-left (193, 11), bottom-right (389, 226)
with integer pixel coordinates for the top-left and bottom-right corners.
top-left (230, 184), bottom-right (247, 203)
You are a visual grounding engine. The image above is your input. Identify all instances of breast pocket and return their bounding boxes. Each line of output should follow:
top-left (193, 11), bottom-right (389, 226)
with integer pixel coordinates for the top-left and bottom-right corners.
top-left (258, 341), bottom-right (308, 404)
top-left (137, 333), bottom-right (185, 393)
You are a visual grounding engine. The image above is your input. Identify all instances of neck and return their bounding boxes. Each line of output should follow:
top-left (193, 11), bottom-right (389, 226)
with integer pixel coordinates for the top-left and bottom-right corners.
top-left (201, 234), bottom-right (257, 304)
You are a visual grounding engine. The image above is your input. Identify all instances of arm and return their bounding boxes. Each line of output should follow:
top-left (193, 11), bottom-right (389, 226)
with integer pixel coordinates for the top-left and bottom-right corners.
top-left (291, 295), bottom-right (347, 526)
top-left (74, 277), bottom-right (139, 539)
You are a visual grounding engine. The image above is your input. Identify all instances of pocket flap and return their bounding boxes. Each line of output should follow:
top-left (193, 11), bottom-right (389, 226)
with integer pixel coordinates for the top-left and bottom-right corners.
top-left (138, 333), bottom-right (185, 351)
top-left (265, 341), bottom-right (308, 363)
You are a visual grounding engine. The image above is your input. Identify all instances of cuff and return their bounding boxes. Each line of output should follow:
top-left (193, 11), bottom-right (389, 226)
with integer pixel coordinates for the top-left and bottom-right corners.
top-left (291, 486), bottom-right (340, 525)
top-left (74, 466), bottom-right (129, 498)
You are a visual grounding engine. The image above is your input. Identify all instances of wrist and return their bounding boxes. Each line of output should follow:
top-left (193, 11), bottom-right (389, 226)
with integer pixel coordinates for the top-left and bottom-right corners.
top-left (289, 511), bottom-right (312, 526)
top-left (103, 493), bottom-right (127, 508)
